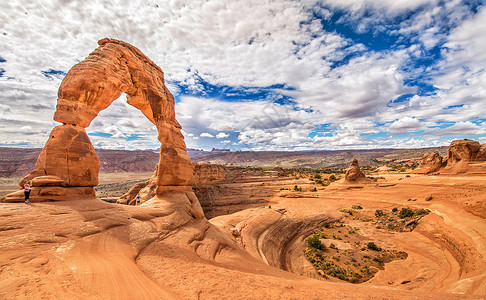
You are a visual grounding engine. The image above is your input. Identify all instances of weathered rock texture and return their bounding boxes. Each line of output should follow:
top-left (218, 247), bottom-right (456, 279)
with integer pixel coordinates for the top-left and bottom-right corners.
top-left (118, 169), bottom-right (158, 205)
top-left (344, 159), bottom-right (367, 181)
top-left (119, 163), bottom-right (228, 206)
top-left (414, 139), bottom-right (486, 174)
top-left (413, 152), bottom-right (444, 174)
top-left (194, 164), bottom-right (227, 186)
top-left (2, 38), bottom-right (201, 218)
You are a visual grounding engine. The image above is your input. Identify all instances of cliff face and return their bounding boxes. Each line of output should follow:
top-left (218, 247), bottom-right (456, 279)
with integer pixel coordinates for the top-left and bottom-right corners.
top-left (193, 164), bottom-right (227, 185)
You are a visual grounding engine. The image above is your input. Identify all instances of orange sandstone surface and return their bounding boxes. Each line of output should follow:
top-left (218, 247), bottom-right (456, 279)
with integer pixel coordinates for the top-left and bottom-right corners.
top-left (1, 172), bottom-right (485, 299)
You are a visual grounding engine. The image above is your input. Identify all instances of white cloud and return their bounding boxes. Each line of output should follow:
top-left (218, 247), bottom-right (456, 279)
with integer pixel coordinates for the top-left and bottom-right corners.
top-left (425, 121), bottom-right (486, 136)
top-left (320, 0), bottom-right (438, 14)
top-left (200, 132), bottom-right (214, 138)
top-left (388, 117), bottom-right (425, 134)
top-left (216, 132), bottom-right (229, 139)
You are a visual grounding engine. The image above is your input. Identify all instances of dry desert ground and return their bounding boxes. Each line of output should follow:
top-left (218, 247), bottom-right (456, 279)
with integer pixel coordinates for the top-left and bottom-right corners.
top-left (0, 169), bottom-right (485, 299)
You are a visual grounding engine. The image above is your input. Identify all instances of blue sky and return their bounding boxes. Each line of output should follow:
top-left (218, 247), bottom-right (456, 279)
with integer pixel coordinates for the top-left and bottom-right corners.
top-left (0, 0), bottom-right (485, 151)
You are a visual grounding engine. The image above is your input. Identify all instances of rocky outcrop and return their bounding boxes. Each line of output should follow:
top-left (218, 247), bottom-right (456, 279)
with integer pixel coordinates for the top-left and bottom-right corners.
top-left (412, 152), bottom-right (444, 174)
top-left (119, 163), bottom-right (228, 206)
top-left (414, 139), bottom-right (486, 174)
top-left (344, 159), bottom-right (367, 181)
top-left (2, 38), bottom-right (202, 218)
top-left (194, 164), bottom-right (227, 186)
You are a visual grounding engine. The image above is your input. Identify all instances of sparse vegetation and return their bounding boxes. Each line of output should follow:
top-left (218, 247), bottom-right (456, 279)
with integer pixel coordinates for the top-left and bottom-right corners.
top-left (305, 221), bottom-right (408, 283)
top-left (398, 207), bottom-right (414, 219)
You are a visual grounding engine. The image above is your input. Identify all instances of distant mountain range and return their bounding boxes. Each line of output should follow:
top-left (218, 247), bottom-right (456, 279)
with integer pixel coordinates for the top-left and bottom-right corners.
top-left (0, 146), bottom-right (448, 177)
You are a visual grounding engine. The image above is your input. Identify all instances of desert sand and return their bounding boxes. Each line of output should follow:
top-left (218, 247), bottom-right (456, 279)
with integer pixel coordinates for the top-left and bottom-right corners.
top-left (1, 170), bottom-right (485, 299)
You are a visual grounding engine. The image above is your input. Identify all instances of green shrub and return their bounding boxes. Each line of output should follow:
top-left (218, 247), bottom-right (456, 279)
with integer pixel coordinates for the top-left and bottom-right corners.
top-left (398, 207), bottom-right (414, 218)
top-left (329, 174), bottom-right (337, 181)
top-left (307, 234), bottom-right (325, 250)
top-left (375, 210), bottom-right (384, 217)
top-left (392, 207), bottom-right (398, 212)
top-left (367, 242), bottom-right (381, 251)
top-left (352, 205), bottom-right (363, 210)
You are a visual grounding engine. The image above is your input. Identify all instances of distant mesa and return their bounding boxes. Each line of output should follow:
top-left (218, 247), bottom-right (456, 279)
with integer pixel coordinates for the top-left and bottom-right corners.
top-left (2, 38), bottom-right (204, 219)
top-left (414, 139), bottom-right (486, 174)
top-left (211, 148), bottom-right (230, 152)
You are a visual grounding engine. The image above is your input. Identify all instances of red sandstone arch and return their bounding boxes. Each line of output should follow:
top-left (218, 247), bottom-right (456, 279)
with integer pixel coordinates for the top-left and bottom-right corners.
top-left (2, 38), bottom-right (203, 218)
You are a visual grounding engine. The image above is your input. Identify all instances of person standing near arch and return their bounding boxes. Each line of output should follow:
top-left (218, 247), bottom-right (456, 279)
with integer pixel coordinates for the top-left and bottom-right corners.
top-left (24, 182), bottom-right (31, 204)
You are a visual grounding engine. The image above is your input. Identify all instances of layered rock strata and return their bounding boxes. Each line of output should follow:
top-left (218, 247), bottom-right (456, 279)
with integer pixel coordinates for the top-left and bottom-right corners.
top-left (2, 38), bottom-right (202, 218)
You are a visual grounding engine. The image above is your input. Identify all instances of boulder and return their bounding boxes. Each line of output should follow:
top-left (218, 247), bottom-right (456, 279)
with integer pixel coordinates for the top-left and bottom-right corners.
top-left (345, 159), bottom-right (367, 181)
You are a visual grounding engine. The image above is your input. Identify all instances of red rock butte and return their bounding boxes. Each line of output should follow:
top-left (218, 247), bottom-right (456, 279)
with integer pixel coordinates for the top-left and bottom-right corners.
top-left (414, 139), bottom-right (486, 174)
top-left (1, 38), bottom-right (203, 219)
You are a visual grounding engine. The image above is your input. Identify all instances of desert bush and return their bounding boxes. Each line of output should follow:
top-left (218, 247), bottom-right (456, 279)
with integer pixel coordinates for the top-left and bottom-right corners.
top-left (392, 207), bottom-right (398, 212)
top-left (375, 210), bottom-right (384, 217)
top-left (398, 207), bottom-right (414, 218)
top-left (367, 242), bottom-right (381, 251)
top-left (307, 234), bottom-right (325, 250)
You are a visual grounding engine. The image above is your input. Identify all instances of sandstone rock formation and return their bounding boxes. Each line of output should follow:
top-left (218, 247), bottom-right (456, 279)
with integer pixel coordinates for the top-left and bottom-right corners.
top-left (412, 152), bottom-right (443, 174)
top-left (414, 139), bottom-right (486, 174)
top-left (2, 38), bottom-right (202, 218)
top-left (194, 164), bottom-right (227, 186)
top-left (119, 163), bottom-right (228, 206)
top-left (344, 159), bottom-right (367, 181)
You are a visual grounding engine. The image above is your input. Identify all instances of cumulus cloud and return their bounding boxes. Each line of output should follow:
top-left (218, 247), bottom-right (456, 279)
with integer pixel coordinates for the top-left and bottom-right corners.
top-left (388, 117), bottom-right (425, 134)
top-left (216, 132), bottom-right (229, 139)
top-left (425, 121), bottom-right (486, 136)
top-left (200, 132), bottom-right (214, 138)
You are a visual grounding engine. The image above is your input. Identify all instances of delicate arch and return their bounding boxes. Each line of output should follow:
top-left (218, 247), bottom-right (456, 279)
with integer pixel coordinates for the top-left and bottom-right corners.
top-left (2, 39), bottom-right (202, 219)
